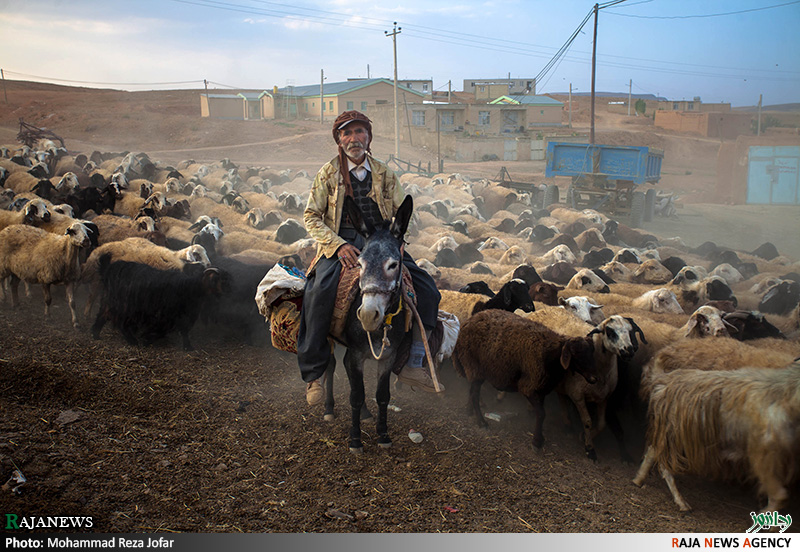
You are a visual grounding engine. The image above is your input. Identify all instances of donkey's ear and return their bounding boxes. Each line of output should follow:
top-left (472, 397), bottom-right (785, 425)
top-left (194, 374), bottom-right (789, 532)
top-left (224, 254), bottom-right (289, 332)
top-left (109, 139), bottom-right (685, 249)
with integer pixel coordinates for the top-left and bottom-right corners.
top-left (390, 195), bottom-right (413, 240)
top-left (343, 195), bottom-right (373, 237)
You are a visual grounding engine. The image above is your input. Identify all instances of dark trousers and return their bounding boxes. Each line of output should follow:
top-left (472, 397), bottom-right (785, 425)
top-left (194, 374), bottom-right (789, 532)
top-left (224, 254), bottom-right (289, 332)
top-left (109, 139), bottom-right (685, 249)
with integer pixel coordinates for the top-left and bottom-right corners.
top-left (297, 233), bottom-right (440, 383)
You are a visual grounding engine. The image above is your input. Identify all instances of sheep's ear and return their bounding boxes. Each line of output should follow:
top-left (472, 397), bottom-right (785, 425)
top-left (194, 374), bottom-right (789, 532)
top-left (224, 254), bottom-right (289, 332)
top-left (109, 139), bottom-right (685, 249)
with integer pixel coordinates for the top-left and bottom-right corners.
top-left (390, 195), bottom-right (413, 241)
top-left (587, 328), bottom-right (602, 337)
top-left (559, 342), bottom-right (573, 371)
top-left (625, 317), bottom-right (647, 344)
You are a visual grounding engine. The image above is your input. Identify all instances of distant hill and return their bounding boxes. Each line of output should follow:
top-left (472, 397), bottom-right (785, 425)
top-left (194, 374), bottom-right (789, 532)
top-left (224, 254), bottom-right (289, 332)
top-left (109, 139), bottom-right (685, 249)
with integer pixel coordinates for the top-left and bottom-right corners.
top-left (734, 103), bottom-right (800, 112)
top-left (546, 91), bottom-right (666, 101)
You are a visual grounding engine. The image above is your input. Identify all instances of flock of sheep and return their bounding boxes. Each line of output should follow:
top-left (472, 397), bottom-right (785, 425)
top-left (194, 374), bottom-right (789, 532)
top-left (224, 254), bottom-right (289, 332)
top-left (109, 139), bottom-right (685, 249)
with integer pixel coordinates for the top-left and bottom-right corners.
top-left (1, 139), bottom-right (799, 517)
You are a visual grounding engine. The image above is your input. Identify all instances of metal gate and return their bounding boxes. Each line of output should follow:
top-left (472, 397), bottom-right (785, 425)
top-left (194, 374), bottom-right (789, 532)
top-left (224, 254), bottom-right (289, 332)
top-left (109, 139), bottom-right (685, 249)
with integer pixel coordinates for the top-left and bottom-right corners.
top-left (747, 146), bottom-right (800, 205)
top-left (531, 139), bottom-right (545, 161)
top-left (504, 139), bottom-right (518, 161)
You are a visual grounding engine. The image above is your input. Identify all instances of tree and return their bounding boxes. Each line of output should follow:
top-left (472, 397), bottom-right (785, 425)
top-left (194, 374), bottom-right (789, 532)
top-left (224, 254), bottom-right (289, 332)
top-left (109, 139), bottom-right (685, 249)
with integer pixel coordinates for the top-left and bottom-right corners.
top-left (635, 99), bottom-right (646, 116)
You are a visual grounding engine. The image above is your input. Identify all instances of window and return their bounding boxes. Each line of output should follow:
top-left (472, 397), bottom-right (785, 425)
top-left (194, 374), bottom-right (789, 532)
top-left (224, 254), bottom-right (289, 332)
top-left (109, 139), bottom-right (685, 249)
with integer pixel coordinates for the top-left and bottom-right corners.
top-left (540, 110), bottom-right (544, 115)
top-left (347, 101), bottom-right (353, 110)
top-left (422, 83), bottom-right (429, 92)
top-left (440, 111), bottom-right (454, 126)
top-left (376, 99), bottom-right (388, 105)
top-left (412, 110), bottom-right (426, 126)
top-left (305, 104), bottom-right (308, 112)
top-left (687, 102), bottom-right (694, 111)
top-left (480, 86), bottom-right (485, 92)
top-left (322, 102), bottom-right (325, 111)
top-left (673, 102), bottom-right (680, 110)
top-left (329, 101), bottom-right (333, 111)
top-left (361, 101), bottom-right (367, 110)
top-left (478, 111), bottom-right (490, 125)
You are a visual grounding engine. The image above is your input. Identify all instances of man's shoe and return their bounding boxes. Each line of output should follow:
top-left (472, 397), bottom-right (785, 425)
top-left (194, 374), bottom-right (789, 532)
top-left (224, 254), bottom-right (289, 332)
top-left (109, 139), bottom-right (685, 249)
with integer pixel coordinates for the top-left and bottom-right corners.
top-left (396, 366), bottom-right (444, 393)
top-left (306, 375), bottom-right (325, 406)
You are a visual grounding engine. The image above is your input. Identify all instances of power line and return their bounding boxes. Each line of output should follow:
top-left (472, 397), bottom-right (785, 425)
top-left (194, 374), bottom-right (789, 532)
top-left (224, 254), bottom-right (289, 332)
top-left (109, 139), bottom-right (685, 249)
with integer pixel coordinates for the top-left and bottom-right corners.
top-left (168, 0), bottom-right (797, 83)
top-left (607, 0), bottom-right (800, 19)
top-left (1, 70), bottom-right (203, 87)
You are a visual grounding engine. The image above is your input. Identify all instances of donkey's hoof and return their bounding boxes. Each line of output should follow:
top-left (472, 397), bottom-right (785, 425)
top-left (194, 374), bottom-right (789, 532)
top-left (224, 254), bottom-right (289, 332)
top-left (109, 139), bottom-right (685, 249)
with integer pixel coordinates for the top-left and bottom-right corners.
top-left (349, 445), bottom-right (364, 454)
top-left (323, 412), bottom-right (335, 423)
top-left (377, 436), bottom-right (392, 449)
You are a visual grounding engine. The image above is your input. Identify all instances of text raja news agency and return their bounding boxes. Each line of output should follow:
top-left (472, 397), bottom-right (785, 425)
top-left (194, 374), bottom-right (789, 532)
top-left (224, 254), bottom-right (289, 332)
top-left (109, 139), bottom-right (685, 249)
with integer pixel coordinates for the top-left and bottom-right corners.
top-left (671, 538), bottom-right (793, 549)
top-left (5, 536), bottom-right (175, 549)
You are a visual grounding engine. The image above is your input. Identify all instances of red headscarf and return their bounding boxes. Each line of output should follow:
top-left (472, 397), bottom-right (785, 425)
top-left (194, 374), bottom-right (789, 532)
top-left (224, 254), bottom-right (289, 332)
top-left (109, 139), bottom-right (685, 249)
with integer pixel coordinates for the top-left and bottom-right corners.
top-left (332, 110), bottom-right (372, 197)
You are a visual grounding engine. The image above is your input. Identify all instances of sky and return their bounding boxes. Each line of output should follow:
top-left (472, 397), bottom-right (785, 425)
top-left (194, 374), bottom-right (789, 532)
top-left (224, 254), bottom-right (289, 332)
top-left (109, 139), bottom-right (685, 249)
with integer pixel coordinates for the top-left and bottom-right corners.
top-left (0, 0), bottom-right (798, 107)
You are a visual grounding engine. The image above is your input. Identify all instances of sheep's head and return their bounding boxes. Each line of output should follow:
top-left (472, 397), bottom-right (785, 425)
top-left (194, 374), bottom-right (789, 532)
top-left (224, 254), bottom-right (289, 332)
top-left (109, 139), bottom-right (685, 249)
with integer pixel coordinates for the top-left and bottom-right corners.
top-left (589, 316), bottom-right (645, 360)
top-left (246, 208), bottom-right (266, 229)
top-left (613, 248), bottom-right (641, 264)
top-left (529, 281), bottom-right (562, 306)
top-left (181, 244), bottom-right (211, 267)
top-left (498, 279), bottom-right (534, 313)
top-left (600, 260), bottom-right (632, 282)
top-left (543, 244), bottom-right (576, 265)
top-left (633, 259), bottom-right (672, 284)
top-left (710, 263), bottom-right (744, 285)
top-left (416, 259), bottom-right (441, 280)
top-left (642, 288), bottom-right (684, 314)
top-left (671, 265), bottom-right (707, 288)
top-left (64, 222), bottom-right (92, 248)
top-left (57, 172), bottom-right (80, 191)
top-left (566, 268), bottom-right (610, 293)
top-left (560, 337), bottom-right (598, 384)
top-left (684, 305), bottom-right (732, 338)
top-left (499, 245), bottom-right (526, 265)
top-left (135, 216), bottom-right (157, 232)
top-left (25, 198), bottom-right (51, 224)
top-left (559, 296), bottom-right (605, 324)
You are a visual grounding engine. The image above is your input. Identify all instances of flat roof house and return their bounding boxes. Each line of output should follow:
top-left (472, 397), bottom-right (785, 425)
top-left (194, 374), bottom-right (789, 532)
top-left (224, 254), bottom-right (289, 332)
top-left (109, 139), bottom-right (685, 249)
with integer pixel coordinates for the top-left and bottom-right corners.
top-left (278, 78), bottom-right (425, 120)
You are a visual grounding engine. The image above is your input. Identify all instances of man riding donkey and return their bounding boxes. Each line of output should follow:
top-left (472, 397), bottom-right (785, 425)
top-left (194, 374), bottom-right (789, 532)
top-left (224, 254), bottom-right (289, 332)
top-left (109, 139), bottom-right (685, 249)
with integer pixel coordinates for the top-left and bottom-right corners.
top-left (298, 110), bottom-right (444, 405)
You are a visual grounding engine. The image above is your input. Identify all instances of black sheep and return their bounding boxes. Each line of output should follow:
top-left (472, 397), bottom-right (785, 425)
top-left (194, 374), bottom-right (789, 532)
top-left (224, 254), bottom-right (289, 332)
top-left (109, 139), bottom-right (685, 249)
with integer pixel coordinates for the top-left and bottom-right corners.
top-left (92, 256), bottom-right (231, 350)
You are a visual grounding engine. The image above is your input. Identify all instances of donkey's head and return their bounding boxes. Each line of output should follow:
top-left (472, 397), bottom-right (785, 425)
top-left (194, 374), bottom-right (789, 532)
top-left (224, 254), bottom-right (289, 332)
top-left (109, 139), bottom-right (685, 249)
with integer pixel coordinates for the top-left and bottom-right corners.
top-left (344, 194), bottom-right (413, 332)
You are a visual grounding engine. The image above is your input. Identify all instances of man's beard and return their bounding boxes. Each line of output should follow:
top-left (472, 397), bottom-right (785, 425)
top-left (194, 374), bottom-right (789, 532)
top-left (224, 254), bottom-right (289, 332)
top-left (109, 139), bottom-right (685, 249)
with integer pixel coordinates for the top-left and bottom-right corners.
top-left (345, 142), bottom-right (365, 158)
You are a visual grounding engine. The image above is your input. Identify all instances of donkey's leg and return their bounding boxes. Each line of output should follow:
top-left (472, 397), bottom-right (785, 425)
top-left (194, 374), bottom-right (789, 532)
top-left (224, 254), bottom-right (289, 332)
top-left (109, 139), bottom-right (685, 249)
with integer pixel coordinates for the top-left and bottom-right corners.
top-left (375, 367), bottom-right (392, 448)
top-left (343, 349), bottom-right (365, 454)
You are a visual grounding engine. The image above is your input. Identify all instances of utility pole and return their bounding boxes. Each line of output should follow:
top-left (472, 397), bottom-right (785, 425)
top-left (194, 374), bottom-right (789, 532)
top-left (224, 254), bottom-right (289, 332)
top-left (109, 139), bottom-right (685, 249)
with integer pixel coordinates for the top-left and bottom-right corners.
top-left (448, 80), bottom-right (451, 104)
top-left (590, 3), bottom-right (598, 144)
top-left (320, 69), bottom-right (324, 124)
top-left (2, 69), bottom-right (8, 105)
top-left (569, 83), bottom-right (573, 128)
top-left (757, 94), bottom-right (763, 136)
top-left (386, 22), bottom-right (401, 159)
top-left (204, 79), bottom-right (208, 93)
top-left (367, 64), bottom-right (370, 79)
top-left (628, 79), bottom-right (632, 116)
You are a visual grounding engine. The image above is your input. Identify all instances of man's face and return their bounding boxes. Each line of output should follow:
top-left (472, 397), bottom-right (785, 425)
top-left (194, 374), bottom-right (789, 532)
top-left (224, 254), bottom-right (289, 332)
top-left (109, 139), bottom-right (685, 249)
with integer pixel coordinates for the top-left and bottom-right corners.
top-left (339, 122), bottom-right (370, 161)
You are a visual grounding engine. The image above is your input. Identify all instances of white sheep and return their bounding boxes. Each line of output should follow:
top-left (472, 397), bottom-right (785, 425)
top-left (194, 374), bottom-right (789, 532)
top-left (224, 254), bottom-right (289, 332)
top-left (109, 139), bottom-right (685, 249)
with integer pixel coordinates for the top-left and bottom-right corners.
top-left (633, 361), bottom-right (800, 512)
top-left (0, 222), bottom-right (93, 327)
top-left (538, 244), bottom-right (576, 266)
top-left (558, 296), bottom-right (606, 324)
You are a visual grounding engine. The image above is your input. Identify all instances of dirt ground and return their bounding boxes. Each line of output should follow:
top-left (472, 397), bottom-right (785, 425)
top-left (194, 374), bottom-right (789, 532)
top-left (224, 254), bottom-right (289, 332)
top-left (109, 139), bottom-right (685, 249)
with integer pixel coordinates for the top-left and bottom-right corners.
top-left (1, 82), bottom-right (799, 534)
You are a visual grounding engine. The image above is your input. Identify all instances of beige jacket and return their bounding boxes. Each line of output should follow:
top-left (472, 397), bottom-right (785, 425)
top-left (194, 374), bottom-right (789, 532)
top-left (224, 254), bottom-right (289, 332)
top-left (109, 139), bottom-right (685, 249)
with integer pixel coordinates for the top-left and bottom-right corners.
top-left (304, 154), bottom-right (404, 261)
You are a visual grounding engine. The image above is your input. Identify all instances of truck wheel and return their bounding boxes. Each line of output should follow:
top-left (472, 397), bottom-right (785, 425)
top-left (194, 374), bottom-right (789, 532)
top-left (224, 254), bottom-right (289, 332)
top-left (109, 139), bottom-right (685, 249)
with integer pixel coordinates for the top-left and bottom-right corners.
top-left (543, 184), bottom-right (559, 208)
top-left (644, 188), bottom-right (656, 222)
top-left (630, 191), bottom-right (645, 228)
top-left (566, 186), bottom-right (576, 209)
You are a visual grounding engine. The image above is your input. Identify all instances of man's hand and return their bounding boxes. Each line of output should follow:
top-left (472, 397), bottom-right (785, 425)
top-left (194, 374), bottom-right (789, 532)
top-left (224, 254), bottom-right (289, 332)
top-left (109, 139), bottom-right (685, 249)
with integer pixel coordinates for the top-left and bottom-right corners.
top-left (336, 243), bottom-right (360, 269)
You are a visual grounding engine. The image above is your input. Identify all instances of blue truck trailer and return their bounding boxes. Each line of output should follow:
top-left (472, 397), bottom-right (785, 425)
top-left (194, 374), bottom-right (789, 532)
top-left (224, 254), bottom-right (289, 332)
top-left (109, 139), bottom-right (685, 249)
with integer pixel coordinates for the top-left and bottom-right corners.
top-left (544, 142), bottom-right (664, 227)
